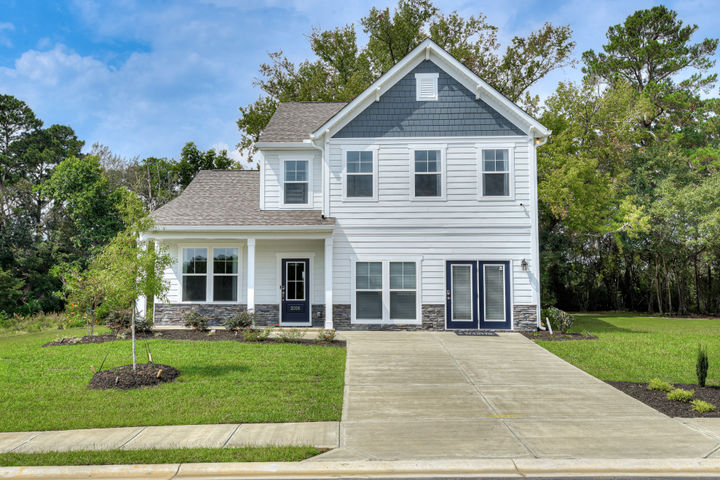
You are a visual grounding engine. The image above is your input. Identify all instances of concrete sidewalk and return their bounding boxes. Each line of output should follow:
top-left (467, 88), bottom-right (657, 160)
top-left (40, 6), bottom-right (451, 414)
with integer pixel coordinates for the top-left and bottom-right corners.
top-left (314, 331), bottom-right (720, 461)
top-left (0, 422), bottom-right (338, 454)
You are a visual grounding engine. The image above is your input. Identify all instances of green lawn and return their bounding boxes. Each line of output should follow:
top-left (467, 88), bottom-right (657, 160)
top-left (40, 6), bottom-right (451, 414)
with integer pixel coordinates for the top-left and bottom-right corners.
top-left (0, 446), bottom-right (320, 467)
top-left (0, 329), bottom-right (345, 432)
top-left (537, 312), bottom-right (720, 384)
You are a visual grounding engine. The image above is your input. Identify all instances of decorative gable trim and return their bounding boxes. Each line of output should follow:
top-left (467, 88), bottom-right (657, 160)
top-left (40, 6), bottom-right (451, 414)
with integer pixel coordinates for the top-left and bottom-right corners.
top-left (310, 39), bottom-right (550, 141)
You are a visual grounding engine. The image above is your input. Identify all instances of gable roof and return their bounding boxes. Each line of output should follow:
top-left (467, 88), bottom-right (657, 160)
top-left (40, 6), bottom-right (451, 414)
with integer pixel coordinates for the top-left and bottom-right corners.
top-left (150, 170), bottom-right (334, 228)
top-left (311, 38), bottom-right (550, 140)
top-left (259, 102), bottom-right (347, 143)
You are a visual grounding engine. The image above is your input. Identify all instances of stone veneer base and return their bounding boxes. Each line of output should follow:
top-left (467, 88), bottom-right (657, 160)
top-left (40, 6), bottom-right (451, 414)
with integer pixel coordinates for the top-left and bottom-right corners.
top-left (154, 302), bottom-right (537, 331)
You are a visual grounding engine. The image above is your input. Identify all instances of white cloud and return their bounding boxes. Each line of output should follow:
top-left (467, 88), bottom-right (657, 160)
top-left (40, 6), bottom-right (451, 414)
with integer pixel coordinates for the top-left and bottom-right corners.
top-left (0, 22), bottom-right (14, 48)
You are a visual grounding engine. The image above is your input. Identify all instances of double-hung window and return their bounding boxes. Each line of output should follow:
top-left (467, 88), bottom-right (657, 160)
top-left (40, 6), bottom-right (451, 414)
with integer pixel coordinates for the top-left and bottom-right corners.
top-left (389, 262), bottom-right (416, 320)
top-left (481, 149), bottom-right (511, 197)
top-left (355, 262), bottom-right (383, 320)
top-left (284, 160), bottom-right (308, 204)
top-left (182, 248), bottom-right (207, 301)
top-left (346, 150), bottom-right (375, 199)
top-left (213, 248), bottom-right (238, 302)
top-left (412, 149), bottom-right (444, 198)
top-left (354, 260), bottom-right (419, 323)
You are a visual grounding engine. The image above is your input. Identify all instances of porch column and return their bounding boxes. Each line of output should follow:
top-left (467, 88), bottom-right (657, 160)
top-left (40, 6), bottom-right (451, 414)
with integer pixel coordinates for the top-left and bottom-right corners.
top-left (324, 237), bottom-right (333, 329)
top-left (247, 238), bottom-right (256, 312)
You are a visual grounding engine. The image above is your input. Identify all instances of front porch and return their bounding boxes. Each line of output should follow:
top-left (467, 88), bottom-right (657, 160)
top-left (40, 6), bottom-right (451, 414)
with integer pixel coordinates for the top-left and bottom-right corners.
top-left (139, 230), bottom-right (335, 329)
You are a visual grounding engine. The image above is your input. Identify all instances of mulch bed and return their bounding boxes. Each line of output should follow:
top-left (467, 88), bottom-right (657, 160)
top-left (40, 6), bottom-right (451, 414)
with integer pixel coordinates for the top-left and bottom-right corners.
top-left (521, 331), bottom-right (598, 341)
top-left (88, 363), bottom-right (180, 390)
top-left (607, 381), bottom-right (720, 417)
top-left (43, 329), bottom-right (346, 347)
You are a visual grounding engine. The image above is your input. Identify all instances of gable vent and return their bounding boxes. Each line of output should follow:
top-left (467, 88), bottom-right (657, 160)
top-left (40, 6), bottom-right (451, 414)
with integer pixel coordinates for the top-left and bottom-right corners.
top-left (415, 72), bottom-right (439, 101)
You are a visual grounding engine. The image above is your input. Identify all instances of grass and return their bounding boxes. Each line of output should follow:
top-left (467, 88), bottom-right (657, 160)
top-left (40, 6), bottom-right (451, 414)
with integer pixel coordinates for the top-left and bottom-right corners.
top-left (0, 328), bottom-right (345, 432)
top-left (536, 313), bottom-right (720, 384)
top-left (0, 446), bottom-right (320, 467)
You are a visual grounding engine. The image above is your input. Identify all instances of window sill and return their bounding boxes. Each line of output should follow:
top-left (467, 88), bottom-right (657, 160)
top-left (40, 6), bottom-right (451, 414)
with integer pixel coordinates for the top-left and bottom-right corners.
top-left (352, 319), bottom-right (422, 325)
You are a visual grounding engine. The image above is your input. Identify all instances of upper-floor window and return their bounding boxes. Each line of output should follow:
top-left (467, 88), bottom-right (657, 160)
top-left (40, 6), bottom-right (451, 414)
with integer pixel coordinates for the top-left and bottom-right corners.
top-left (411, 149), bottom-right (444, 199)
top-left (284, 160), bottom-right (308, 204)
top-left (481, 149), bottom-right (510, 197)
top-left (415, 73), bottom-right (438, 101)
top-left (182, 247), bottom-right (207, 302)
top-left (346, 150), bottom-right (375, 199)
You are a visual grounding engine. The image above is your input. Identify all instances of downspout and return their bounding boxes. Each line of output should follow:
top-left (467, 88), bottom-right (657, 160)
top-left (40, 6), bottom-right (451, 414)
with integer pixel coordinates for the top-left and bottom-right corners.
top-left (305, 130), bottom-right (329, 217)
top-left (528, 127), bottom-right (549, 329)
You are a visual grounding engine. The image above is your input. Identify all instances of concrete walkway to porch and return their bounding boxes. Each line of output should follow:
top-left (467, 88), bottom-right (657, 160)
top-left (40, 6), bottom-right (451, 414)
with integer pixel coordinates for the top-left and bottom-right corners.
top-left (311, 330), bottom-right (720, 461)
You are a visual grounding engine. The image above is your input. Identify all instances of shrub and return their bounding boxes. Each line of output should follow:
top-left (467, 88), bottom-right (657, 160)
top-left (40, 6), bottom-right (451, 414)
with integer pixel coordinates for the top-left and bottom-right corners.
top-left (541, 307), bottom-right (574, 333)
top-left (183, 310), bottom-right (209, 332)
top-left (697, 344), bottom-right (709, 387)
top-left (316, 328), bottom-right (337, 343)
top-left (223, 310), bottom-right (256, 331)
top-left (277, 328), bottom-right (306, 343)
top-left (667, 388), bottom-right (694, 402)
top-left (647, 378), bottom-right (674, 393)
top-left (242, 326), bottom-right (273, 342)
top-left (105, 309), bottom-right (152, 335)
top-left (0, 312), bottom-right (68, 333)
top-left (692, 399), bottom-right (716, 413)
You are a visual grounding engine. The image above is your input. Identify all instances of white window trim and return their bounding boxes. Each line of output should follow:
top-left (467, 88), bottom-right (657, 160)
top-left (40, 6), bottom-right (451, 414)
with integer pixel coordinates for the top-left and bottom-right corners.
top-left (279, 152), bottom-right (314, 209)
top-left (409, 144), bottom-right (447, 201)
top-left (179, 244), bottom-right (243, 304)
top-left (415, 72), bottom-right (439, 101)
top-left (477, 144), bottom-right (515, 201)
top-left (351, 257), bottom-right (423, 325)
top-left (342, 145), bottom-right (379, 202)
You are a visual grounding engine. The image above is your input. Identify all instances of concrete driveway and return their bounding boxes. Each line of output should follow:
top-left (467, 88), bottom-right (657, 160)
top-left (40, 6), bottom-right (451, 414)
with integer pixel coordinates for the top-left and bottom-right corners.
top-left (313, 331), bottom-right (719, 461)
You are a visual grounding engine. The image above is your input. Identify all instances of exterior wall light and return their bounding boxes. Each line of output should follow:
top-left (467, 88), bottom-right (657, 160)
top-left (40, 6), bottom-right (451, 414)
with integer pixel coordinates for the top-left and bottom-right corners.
top-left (521, 258), bottom-right (528, 271)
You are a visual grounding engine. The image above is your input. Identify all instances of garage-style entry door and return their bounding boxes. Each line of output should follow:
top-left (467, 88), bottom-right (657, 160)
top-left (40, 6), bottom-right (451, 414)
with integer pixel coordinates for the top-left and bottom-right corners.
top-left (446, 261), bottom-right (511, 330)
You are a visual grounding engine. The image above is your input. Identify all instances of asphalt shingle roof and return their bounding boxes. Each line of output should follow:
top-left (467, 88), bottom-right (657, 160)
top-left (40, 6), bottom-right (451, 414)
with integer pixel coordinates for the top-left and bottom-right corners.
top-left (259, 102), bottom-right (347, 143)
top-left (151, 170), bottom-right (334, 228)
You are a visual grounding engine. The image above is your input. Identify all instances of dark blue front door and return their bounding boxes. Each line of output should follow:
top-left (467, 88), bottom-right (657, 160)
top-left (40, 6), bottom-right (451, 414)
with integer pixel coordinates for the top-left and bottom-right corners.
top-left (446, 261), bottom-right (478, 329)
top-left (478, 261), bottom-right (511, 330)
top-left (281, 258), bottom-right (310, 325)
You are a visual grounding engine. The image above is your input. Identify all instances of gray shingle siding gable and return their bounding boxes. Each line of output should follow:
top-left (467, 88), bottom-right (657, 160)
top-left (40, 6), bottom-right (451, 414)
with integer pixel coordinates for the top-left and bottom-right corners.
top-left (333, 60), bottom-right (525, 138)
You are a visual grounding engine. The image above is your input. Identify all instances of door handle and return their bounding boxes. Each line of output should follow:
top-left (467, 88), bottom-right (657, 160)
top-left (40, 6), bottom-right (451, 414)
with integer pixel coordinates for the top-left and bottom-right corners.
top-left (281, 285), bottom-right (285, 301)
top-left (446, 289), bottom-right (451, 300)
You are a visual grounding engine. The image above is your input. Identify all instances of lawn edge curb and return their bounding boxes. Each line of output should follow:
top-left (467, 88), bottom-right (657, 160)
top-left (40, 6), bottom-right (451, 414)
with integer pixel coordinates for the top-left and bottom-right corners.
top-left (4, 458), bottom-right (720, 478)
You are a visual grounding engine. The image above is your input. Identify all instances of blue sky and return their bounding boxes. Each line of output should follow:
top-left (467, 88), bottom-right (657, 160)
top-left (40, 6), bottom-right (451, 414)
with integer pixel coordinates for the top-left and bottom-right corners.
top-left (1, 0), bottom-right (718, 163)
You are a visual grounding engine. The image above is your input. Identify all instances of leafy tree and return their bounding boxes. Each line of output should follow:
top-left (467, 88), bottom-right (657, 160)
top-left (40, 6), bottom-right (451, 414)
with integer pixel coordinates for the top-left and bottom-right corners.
top-left (237, 0), bottom-right (575, 159)
top-left (40, 155), bottom-right (125, 256)
top-left (175, 142), bottom-right (237, 189)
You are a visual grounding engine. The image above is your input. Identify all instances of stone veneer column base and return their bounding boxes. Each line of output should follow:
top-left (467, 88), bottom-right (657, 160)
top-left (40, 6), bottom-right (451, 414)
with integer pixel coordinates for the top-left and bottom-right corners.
top-left (513, 305), bottom-right (538, 331)
top-left (154, 304), bottom-right (247, 327)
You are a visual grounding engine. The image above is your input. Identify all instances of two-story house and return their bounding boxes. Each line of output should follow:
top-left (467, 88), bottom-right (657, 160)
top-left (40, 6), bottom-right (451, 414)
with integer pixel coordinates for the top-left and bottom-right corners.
top-left (141, 39), bottom-right (550, 331)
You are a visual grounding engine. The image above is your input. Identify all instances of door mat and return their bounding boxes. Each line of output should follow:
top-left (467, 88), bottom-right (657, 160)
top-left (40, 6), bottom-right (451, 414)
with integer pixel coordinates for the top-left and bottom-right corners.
top-left (454, 330), bottom-right (499, 336)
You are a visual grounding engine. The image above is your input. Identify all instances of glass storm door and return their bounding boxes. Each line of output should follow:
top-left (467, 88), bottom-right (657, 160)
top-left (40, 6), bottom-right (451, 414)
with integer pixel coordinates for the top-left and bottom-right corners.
top-left (479, 261), bottom-right (511, 330)
top-left (445, 261), bottom-right (478, 329)
top-left (281, 259), bottom-right (310, 325)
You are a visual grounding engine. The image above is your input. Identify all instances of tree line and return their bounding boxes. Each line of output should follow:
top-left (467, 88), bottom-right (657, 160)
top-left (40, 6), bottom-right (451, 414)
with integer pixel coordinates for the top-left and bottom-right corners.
top-left (1, 1), bottom-right (718, 317)
top-left (0, 100), bottom-right (242, 316)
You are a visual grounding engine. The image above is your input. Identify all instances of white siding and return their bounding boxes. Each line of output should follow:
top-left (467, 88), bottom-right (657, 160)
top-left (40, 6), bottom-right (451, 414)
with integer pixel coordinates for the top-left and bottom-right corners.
top-left (327, 137), bottom-right (536, 307)
top-left (262, 150), bottom-right (322, 210)
top-left (158, 239), bottom-right (325, 305)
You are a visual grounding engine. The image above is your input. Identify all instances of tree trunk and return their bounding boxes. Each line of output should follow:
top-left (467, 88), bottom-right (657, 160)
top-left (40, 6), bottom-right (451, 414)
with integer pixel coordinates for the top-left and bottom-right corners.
top-left (709, 262), bottom-right (714, 314)
top-left (655, 260), bottom-right (663, 315)
top-left (694, 255), bottom-right (701, 313)
top-left (131, 299), bottom-right (137, 371)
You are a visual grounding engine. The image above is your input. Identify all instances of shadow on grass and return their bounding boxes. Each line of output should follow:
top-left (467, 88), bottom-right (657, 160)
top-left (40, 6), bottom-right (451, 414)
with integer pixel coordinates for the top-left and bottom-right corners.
top-left (573, 317), bottom-right (648, 334)
top-left (180, 364), bottom-right (251, 377)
